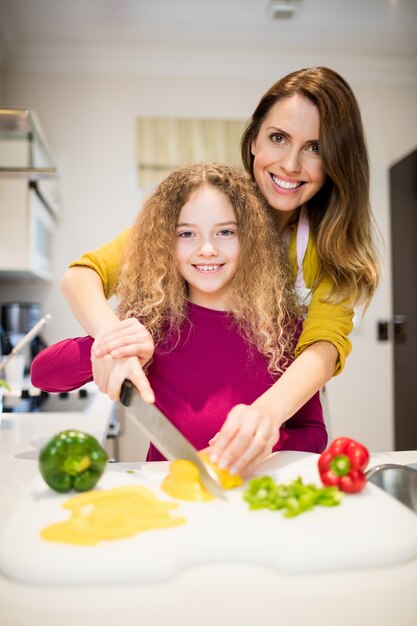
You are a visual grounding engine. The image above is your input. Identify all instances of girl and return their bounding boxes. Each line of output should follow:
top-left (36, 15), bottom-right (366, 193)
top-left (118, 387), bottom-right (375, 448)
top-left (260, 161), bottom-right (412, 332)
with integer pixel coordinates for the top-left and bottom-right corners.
top-left (32, 164), bottom-right (326, 473)
top-left (59, 67), bottom-right (380, 474)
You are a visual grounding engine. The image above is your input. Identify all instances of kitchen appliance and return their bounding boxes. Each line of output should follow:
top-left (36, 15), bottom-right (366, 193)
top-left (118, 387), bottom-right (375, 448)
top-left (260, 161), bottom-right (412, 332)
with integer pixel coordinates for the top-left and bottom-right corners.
top-left (0, 303), bottom-right (48, 374)
top-left (120, 380), bottom-right (225, 499)
top-left (0, 452), bottom-right (416, 586)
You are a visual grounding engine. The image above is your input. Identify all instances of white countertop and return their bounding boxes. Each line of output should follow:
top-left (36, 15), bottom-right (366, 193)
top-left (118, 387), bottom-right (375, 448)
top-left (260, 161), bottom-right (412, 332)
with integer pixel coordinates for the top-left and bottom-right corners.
top-left (1, 403), bottom-right (416, 626)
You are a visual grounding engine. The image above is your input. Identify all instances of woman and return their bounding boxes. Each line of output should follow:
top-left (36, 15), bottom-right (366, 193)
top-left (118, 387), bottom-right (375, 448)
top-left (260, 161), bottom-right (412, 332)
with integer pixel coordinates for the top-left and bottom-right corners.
top-left (59, 67), bottom-right (380, 474)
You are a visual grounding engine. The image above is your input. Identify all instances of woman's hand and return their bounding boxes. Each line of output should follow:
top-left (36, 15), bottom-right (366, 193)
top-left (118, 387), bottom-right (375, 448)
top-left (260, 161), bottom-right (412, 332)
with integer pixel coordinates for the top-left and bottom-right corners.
top-left (207, 404), bottom-right (280, 477)
top-left (92, 318), bottom-right (154, 366)
top-left (91, 352), bottom-right (155, 403)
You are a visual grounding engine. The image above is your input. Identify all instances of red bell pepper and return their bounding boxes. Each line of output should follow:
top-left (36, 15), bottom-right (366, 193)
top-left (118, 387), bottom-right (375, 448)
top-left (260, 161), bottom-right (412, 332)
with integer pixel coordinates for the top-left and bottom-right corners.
top-left (318, 437), bottom-right (369, 493)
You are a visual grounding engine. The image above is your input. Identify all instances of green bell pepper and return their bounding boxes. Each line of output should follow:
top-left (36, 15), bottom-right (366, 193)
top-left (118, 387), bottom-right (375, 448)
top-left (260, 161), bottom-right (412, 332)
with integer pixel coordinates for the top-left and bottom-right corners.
top-left (39, 430), bottom-right (108, 493)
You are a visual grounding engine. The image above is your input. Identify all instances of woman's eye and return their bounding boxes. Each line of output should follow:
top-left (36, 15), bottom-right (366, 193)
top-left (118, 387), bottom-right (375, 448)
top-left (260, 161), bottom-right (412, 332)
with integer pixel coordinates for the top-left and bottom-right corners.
top-left (218, 229), bottom-right (234, 236)
top-left (271, 133), bottom-right (285, 144)
top-left (308, 142), bottom-right (320, 154)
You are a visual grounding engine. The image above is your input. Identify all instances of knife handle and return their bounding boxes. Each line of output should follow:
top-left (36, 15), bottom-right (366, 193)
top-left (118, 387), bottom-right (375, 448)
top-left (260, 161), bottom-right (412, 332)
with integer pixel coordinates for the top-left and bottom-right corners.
top-left (120, 379), bottom-right (134, 407)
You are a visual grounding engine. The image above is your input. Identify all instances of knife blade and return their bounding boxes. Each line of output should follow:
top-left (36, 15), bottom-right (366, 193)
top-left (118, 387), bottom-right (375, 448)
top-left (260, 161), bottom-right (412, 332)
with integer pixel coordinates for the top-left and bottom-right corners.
top-left (119, 380), bottom-right (226, 500)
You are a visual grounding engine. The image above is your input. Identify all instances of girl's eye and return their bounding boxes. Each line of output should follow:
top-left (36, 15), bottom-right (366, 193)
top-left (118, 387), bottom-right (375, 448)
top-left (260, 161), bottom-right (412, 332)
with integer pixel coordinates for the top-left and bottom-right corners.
top-left (218, 228), bottom-right (235, 237)
top-left (177, 230), bottom-right (194, 238)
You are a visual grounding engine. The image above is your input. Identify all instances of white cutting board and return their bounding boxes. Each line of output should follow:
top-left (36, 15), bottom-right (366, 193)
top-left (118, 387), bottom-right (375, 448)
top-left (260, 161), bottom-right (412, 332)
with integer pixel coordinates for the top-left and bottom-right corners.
top-left (1, 452), bottom-right (416, 586)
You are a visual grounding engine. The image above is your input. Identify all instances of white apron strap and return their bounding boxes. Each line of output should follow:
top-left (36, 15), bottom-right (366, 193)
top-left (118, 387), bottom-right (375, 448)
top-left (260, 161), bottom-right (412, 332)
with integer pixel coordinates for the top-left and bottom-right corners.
top-left (295, 205), bottom-right (309, 291)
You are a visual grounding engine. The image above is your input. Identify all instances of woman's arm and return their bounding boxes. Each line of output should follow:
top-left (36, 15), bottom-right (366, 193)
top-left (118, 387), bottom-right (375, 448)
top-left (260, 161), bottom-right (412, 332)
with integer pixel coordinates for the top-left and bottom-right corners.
top-left (60, 228), bottom-right (155, 364)
top-left (92, 353), bottom-right (151, 402)
top-left (253, 340), bottom-right (337, 421)
top-left (293, 229), bottom-right (354, 375)
top-left (60, 229), bottom-right (130, 337)
top-left (59, 236), bottom-right (156, 401)
top-left (60, 267), bottom-right (119, 338)
top-left (60, 267), bottom-right (154, 364)
top-left (208, 341), bottom-right (337, 476)
top-left (208, 240), bottom-right (353, 476)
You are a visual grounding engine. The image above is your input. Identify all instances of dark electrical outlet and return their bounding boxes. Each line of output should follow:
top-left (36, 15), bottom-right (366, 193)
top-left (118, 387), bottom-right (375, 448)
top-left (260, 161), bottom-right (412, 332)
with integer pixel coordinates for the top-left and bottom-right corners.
top-left (377, 321), bottom-right (389, 341)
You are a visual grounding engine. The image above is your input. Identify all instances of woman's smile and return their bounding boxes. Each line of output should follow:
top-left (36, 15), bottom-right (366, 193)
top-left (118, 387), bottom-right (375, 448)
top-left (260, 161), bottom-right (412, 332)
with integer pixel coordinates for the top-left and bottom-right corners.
top-left (270, 173), bottom-right (305, 194)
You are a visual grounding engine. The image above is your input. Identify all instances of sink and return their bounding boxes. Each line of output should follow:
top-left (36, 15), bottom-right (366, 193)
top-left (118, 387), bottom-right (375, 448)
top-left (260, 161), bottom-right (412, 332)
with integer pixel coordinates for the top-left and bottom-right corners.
top-left (366, 464), bottom-right (417, 514)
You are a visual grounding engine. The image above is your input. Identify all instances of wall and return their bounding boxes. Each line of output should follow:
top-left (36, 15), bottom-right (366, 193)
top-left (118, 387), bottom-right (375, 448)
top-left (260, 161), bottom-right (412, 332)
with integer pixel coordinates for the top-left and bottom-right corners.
top-left (1, 68), bottom-right (416, 451)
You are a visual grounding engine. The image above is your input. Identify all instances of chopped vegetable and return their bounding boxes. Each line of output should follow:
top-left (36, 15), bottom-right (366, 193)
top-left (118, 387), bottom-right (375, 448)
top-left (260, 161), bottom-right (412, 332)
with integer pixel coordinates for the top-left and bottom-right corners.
top-left (198, 452), bottom-right (243, 489)
top-left (40, 486), bottom-right (185, 545)
top-left (318, 437), bottom-right (369, 494)
top-left (39, 430), bottom-right (108, 493)
top-left (243, 475), bottom-right (343, 517)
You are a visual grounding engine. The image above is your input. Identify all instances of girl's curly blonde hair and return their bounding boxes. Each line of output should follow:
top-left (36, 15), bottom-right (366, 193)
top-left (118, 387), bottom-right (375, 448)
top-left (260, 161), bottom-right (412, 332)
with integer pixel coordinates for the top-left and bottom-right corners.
top-left (117, 163), bottom-right (300, 374)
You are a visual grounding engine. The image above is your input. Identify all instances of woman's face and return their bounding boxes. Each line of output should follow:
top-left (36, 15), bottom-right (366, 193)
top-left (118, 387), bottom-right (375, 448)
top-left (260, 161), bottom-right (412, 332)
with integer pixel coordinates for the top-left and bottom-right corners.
top-left (251, 94), bottom-right (326, 226)
top-left (175, 185), bottom-right (240, 311)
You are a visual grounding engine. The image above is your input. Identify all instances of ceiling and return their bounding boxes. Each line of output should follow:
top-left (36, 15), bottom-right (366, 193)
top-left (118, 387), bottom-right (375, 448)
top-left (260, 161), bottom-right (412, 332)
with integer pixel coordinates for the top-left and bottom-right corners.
top-left (0, 0), bottom-right (416, 81)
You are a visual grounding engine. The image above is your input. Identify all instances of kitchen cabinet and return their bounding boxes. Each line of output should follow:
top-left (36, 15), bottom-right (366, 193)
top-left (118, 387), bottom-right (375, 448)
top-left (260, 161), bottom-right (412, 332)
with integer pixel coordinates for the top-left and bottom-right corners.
top-left (0, 178), bottom-right (56, 280)
top-left (0, 108), bottom-right (61, 281)
top-left (0, 108), bottom-right (56, 175)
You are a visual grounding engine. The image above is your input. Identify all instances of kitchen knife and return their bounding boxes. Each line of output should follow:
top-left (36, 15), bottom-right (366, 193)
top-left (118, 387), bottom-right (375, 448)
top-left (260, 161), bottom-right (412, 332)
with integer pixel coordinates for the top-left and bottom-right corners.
top-left (120, 379), bottom-right (226, 500)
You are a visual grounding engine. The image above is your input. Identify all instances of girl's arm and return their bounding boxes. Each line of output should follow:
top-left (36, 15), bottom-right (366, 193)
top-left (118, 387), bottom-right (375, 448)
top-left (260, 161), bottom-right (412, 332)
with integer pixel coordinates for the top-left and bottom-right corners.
top-left (31, 332), bottom-right (154, 403)
top-left (31, 336), bottom-right (94, 392)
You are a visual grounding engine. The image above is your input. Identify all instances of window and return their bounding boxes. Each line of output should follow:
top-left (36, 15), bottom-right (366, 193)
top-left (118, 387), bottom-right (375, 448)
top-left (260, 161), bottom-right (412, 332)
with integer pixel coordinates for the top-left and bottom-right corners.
top-left (137, 117), bottom-right (246, 188)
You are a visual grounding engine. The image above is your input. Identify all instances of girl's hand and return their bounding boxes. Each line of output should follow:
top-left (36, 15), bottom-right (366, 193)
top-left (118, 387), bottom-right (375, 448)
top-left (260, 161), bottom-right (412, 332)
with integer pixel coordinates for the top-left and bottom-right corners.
top-left (207, 404), bottom-right (280, 477)
top-left (92, 318), bottom-right (154, 366)
top-left (91, 353), bottom-right (155, 403)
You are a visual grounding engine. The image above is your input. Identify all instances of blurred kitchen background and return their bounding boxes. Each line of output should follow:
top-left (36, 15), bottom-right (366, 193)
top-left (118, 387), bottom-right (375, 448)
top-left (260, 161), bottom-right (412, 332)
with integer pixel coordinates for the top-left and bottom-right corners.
top-left (0, 0), bottom-right (416, 453)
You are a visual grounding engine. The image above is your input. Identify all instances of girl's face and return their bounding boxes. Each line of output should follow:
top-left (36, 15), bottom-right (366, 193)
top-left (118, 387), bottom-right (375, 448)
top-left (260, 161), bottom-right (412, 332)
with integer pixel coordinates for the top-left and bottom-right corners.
top-left (176, 186), bottom-right (240, 310)
top-left (251, 94), bottom-right (326, 228)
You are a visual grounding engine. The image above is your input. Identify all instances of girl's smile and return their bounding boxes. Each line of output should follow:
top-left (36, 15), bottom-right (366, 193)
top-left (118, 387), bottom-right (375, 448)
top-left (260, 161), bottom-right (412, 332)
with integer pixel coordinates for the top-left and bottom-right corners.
top-left (193, 263), bottom-right (225, 272)
top-left (250, 94), bottom-right (326, 229)
top-left (176, 186), bottom-right (239, 310)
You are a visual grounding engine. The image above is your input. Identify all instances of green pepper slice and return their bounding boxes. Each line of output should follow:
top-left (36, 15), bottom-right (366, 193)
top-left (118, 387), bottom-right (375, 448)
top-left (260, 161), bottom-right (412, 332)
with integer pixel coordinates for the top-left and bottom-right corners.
top-left (39, 430), bottom-right (108, 493)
